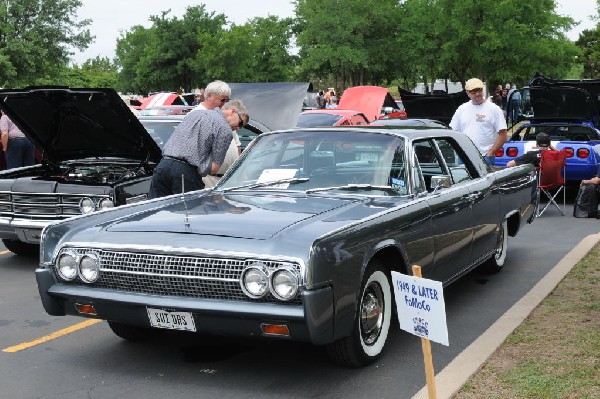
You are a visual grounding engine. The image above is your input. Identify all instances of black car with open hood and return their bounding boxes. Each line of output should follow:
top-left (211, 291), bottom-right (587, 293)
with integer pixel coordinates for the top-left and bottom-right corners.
top-left (0, 86), bottom-right (162, 255)
top-left (398, 88), bottom-right (469, 125)
top-left (526, 72), bottom-right (600, 127)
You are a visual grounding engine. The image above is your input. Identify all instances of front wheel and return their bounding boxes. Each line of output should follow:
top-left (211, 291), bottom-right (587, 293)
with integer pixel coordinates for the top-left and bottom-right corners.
top-left (326, 261), bottom-right (392, 367)
top-left (480, 219), bottom-right (508, 273)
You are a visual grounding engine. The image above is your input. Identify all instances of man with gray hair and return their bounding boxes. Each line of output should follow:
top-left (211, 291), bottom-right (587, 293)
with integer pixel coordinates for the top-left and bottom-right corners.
top-left (194, 80), bottom-right (231, 111)
top-left (194, 80), bottom-right (242, 155)
top-left (148, 100), bottom-right (249, 198)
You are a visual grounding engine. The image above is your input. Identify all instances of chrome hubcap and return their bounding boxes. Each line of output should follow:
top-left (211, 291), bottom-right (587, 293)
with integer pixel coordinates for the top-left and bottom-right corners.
top-left (495, 226), bottom-right (505, 260)
top-left (360, 282), bottom-right (384, 345)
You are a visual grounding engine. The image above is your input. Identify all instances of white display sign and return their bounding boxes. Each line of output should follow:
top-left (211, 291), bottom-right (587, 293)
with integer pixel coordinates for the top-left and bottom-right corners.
top-left (256, 168), bottom-right (297, 188)
top-left (391, 271), bottom-right (449, 346)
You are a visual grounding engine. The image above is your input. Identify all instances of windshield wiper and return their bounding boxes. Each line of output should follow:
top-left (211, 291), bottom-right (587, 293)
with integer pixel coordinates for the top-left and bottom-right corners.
top-left (220, 177), bottom-right (309, 192)
top-left (306, 184), bottom-right (399, 194)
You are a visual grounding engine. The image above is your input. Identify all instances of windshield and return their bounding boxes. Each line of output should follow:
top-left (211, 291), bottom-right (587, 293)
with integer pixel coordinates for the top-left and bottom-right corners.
top-left (217, 131), bottom-right (407, 195)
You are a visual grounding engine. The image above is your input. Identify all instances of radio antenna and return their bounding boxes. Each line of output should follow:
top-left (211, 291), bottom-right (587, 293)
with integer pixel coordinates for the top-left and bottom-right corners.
top-left (181, 174), bottom-right (190, 229)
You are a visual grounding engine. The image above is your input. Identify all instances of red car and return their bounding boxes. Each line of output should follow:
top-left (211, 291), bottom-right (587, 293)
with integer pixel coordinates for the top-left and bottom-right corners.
top-left (138, 92), bottom-right (188, 110)
top-left (296, 109), bottom-right (370, 127)
top-left (296, 85), bottom-right (403, 127)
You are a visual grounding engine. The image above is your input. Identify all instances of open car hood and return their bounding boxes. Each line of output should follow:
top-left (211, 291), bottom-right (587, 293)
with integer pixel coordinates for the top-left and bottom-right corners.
top-left (228, 82), bottom-right (312, 131)
top-left (398, 88), bottom-right (469, 125)
top-left (0, 86), bottom-right (162, 164)
top-left (337, 86), bottom-right (397, 122)
top-left (527, 73), bottom-right (600, 124)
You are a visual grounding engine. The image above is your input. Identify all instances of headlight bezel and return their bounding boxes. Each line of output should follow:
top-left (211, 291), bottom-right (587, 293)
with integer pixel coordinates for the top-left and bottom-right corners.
top-left (79, 197), bottom-right (96, 214)
top-left (270, 265), bottom-right (300, 301)
top-left (98, 198), bottom-right (115, 211)
top-left (240, 262), bottom-right (269, 299)
top-left (78, 252), bottom-right (100, 283)
top-left (57, 249), bottom-right (79, 281)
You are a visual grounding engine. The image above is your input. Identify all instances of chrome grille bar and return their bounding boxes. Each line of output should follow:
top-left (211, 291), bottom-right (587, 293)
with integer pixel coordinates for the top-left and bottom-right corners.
top-left (0, 192), bottom-right (110, 218)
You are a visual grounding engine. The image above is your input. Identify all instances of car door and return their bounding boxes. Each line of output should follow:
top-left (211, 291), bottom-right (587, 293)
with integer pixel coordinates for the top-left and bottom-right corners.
top-left (435, 138), bottom-right (498, 266)
top-left (414, 139), bottom-right (473, 283)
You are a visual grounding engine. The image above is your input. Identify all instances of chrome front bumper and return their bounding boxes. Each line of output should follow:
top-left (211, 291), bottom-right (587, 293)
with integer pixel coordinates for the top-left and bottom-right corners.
top-left (0, 217), bottom-right (52, 243)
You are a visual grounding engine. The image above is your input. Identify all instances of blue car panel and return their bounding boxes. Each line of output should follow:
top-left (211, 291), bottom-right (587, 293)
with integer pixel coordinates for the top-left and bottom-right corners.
top-left (495, 122), bottom-right (600, 181)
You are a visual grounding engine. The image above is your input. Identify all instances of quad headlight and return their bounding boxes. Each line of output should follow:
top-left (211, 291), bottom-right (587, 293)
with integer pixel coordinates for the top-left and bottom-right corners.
top-left (57, 250), bottom-right (79, 281)
top-left (98, 198), bottom-right (114, 211)
top-left (241, 263), bottom-right (269, 298)
top-left (79, 197), bottom-right (114, 214)
top-left (79, 197), bottom-right (96, 214)
top-left (79, 252), bottom-right (100, 283)
top-left (240, 261), bottom-right (301, 301)
top-left (56, 250), bottom-right (101, 283)
top-left (270, 267), bottom-right (300, 301)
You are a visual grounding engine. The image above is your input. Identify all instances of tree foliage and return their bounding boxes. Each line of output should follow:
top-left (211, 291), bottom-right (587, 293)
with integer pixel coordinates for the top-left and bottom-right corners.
top-left (0, 0), bottom-right (598, 94)
top-left (294, 0), bottom-right (401, 89)
top-left (0, 0), bottom-right (92, 87)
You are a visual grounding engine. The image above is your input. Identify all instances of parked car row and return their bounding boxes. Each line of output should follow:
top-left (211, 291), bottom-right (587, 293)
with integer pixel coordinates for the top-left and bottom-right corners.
top-left (0, 77), bottom-right (589, 368)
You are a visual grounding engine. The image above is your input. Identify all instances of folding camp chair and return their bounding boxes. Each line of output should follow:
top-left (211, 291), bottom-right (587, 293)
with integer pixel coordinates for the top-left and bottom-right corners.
top-left (536, 149), bottom-right (567, 217)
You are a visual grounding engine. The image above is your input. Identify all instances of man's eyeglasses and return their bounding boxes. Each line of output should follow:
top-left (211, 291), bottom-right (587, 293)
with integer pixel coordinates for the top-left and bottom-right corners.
top-left (236, 110), bottom-right (244, 129)
top-left (219, 97), bottom-right (230, 103)
top-left (467, 88), bottom-right (483, 94)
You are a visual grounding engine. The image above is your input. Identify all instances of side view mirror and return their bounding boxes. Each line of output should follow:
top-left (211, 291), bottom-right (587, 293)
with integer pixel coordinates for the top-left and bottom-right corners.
top-left (430, 175), bottom-right (452, 193)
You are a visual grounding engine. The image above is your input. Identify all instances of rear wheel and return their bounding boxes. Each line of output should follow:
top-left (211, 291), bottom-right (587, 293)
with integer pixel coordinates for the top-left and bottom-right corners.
top-left (326, 261), bottom-right (392, 367)
top-left (107, 321), bottom-right (153, 342)
top-left (480, 219), bottom-right (508, 273)
top-left (2, 239), bottom-right (39, 256)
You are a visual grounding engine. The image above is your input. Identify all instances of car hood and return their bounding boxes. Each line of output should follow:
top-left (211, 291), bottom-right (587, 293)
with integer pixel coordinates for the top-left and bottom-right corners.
top-left (398, 88), bottom-right (469, 125)
top-left (228, 82), bottom-right (312, 131)
top-left (0, 86), bottom-right (162, 164)
top-left (105, 192), bottom-right (397, 240)
top-left (337, 86), bottom-right (397, 122)
top-left (528, 86), bottom-right (598, 122)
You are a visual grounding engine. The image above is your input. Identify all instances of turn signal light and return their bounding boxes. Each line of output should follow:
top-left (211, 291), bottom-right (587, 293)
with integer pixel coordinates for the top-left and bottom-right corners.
top-left (261, 324), bottom-right (290, 337)
top-left (75, 303), bottom-right (97, 315)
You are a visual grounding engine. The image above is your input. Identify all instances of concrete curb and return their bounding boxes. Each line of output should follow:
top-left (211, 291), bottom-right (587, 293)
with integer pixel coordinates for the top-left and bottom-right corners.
top-left (412, 232), bottom-right (600, 399)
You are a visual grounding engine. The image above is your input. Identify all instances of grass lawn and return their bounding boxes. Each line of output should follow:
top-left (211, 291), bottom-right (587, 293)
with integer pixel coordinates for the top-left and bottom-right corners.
top-left (453, 244), bottom-right (600, 399)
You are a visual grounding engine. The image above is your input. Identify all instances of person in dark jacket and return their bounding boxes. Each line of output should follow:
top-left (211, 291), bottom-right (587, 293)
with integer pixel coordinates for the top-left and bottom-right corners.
top-left (506, 132), bottom-right (553, 167)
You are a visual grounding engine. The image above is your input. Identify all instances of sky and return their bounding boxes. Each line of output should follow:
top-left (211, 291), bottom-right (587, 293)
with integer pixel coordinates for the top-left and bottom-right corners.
top-left (71, 0), bottom-right (597, 65)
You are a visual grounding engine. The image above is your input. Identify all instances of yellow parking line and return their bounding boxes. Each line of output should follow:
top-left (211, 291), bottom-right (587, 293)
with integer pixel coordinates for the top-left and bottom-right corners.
top-left (2, 319), bottom-right (102, 353)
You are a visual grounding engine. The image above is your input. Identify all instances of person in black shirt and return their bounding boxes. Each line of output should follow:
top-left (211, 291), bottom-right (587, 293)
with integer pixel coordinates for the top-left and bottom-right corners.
top-left (507, 132), bottom-right (552, 167)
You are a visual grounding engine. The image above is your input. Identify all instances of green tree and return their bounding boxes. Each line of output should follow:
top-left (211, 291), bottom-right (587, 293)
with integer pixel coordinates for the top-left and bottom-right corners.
top-left (64, 57), bottom-right (118, 87)
top-left (294, 0), bottom-right (401, 90)
top-left (115, 5), bottom-right (227, 93)
top-left (0, 0), bottom-right (92, 87)
top-left (433, 0), bottom-right (577, 89)
top-left (576, 28), bottom-right (600, 78)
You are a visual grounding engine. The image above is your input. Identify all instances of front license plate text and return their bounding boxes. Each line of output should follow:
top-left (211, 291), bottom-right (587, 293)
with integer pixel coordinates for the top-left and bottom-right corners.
top-left (147, 308), bottom-right (196, 332)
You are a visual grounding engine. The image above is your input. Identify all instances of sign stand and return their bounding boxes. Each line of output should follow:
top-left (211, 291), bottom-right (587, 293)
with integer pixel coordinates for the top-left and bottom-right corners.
top-left (413, 265), bottom-right (437, 399)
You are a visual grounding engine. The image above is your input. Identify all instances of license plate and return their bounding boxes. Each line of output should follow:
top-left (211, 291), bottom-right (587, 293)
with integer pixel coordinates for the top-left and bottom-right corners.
top-left (147, 308), bottom-right (196, 332)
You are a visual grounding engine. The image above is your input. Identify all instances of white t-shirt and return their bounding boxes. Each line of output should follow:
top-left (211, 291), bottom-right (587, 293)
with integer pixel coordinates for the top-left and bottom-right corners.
top-left (450, 100), bottom-right (507, 154)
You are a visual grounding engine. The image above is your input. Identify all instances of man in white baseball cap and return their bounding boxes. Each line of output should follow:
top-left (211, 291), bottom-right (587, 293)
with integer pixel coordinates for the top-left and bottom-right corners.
top-left (450, 78), bottom-right (507, 165)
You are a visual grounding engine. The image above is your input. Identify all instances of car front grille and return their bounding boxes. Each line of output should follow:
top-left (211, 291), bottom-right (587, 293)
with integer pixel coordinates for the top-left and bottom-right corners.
top-left (0, 192), bottom-right (110, 219)
top-left (59, 248), bottom-right (303, 304)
